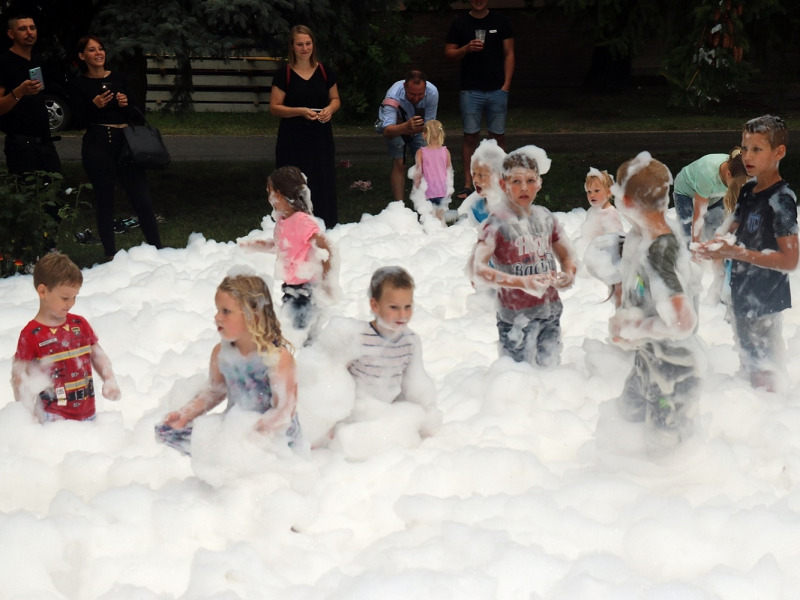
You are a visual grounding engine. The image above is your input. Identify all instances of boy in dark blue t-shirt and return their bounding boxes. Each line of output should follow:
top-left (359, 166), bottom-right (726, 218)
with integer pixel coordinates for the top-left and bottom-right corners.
top-left (698, 115), bottom-right (799, 392)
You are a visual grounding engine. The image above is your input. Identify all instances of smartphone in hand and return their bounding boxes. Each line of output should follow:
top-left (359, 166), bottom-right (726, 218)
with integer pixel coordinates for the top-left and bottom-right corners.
top-left (29, 66), bottom-right (44, 89)
top-left (414, 106), bottom-right (424, 119)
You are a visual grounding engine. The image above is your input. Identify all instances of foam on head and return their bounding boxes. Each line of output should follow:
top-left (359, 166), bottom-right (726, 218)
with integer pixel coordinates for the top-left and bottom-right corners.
top-left (268, 166), bottom-right (314, 215)
top-left (744, 114), bottom-right (788, 148)
top-left (502, 145), bottom-right (551, 178)
top-left (612, 152), bottom-right (672, 212)
top-left (471, 139), bottom-right (506, 174)
top-left (584, 167), bottom-right (614, 193)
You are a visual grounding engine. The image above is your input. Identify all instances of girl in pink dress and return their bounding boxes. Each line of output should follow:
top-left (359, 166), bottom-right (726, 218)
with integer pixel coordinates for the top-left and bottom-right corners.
top-left (411, 119), bottom-right (453, 222)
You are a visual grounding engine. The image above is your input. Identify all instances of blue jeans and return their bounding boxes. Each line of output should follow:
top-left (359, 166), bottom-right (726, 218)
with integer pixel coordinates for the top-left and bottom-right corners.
top-left (497, 308), bottom-right (562, 367)
top-left (460, 89), bottom-right (509, 135)
top-left (282, 283), bottom-right (315, 330)
top-left (673, 192), bottom-right (724, 241)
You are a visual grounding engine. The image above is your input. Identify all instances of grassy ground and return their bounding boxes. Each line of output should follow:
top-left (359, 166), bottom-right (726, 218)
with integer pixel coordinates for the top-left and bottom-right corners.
top-left (53, 82), bottom-right (800, 269)
top-left (141, 93), bottom-right (794, 137)
top-left (57, 146), bottom-right (800, 270)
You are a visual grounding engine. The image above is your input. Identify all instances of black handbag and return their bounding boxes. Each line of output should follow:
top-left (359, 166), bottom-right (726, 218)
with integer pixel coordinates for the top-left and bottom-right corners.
top-left (119, 107), bottom-right (171, 170)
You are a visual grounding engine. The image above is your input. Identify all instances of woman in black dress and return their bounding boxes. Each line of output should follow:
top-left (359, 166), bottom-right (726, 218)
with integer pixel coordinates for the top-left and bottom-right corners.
top-left (71, 35), bottom-right (163, 260)
top-left (270, 25), bottom-right (341, 229)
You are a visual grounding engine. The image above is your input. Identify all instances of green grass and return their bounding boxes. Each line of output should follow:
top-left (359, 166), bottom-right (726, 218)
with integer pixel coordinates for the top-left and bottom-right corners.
top-left (51, 82), bottom-right (800, 270)
top-left (56, 145), bottom-right (800, 270)
top-left (87, 83), bottom-right (795, 138)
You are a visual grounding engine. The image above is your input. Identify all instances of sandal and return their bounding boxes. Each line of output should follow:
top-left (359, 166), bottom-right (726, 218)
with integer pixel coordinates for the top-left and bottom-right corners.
top-left (455, 187), bottom-right (473, 200)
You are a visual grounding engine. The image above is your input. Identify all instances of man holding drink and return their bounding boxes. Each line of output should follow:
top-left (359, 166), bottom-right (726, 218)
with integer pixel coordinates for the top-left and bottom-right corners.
top-left (445, 0), bottom-right (514, 201)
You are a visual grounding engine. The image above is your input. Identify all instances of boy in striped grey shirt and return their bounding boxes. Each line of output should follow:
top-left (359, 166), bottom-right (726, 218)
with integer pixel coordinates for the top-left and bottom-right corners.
top-left (347, 266), bottom-right (440, 434)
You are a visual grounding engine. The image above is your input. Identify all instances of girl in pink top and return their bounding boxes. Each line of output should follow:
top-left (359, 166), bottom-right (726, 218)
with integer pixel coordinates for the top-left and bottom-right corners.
top-left (240, 166), bottom-right (333, 332)
top-left (412, 119), bottom-right (453, 223)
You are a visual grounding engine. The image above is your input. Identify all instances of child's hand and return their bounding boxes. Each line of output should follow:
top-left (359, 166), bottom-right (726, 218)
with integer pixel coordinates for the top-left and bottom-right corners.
top-left (520, 273), bottom-right (554, 297)
top-left (694, 234), bottom-right (737, 260)
top-left (102, 377), bottom-right (121, 401)
top-left (163, 410), bottom-right (190, 429)
top-left (239, 238), bottom-right (275, 252)
top-left (255, 412), bottom-right (287, 434)
top-left (553, 270), bottom-right (575, 290)
top-left (609, 308), bottom-right (644, 348)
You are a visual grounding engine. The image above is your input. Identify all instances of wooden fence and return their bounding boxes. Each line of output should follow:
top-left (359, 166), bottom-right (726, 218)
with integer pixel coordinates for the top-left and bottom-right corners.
top-left (146, 55), bottom-right (281, 112)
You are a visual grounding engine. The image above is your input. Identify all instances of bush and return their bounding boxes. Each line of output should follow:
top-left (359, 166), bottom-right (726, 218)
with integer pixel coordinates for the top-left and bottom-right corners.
top-left (0, 170), bottom-right (90, 278)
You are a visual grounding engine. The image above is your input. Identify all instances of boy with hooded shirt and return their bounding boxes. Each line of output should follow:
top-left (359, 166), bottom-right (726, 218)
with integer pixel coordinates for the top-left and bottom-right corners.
top-left (610, 152), bottom-right (702, 453)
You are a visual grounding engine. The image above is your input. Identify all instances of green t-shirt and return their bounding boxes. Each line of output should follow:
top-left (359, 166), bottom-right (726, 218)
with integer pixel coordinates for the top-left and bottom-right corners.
top-left (673, 153), bottom-right (728, 202)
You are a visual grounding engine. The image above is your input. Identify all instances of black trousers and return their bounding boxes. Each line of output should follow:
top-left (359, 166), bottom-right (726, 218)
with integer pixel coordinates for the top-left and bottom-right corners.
top-left (82, 125), bottom-right (163, 256)
top-left (4, 134), bottom-right (61, 175)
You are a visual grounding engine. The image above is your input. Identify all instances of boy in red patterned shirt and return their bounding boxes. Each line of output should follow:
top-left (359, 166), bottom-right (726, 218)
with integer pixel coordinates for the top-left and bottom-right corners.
top-left (12, 253), bottom-right (120, 422)
top-left (471, 146), bottom-right (577, 366)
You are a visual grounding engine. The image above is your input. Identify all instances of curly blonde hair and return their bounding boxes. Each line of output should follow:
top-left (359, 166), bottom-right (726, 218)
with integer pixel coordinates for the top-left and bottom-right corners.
top-left (217, 275), bottom-right (290, 357)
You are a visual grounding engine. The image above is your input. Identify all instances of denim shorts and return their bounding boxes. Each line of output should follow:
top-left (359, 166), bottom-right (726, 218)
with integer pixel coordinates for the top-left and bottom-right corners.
top-left (460, 89), bottom-right (509, 135)
top-left (673, 192), bottom-right (725, 241)
top-left (734, 311), bottom-right (785, 372)
top-left (386, 133), bottom-right (425, 160)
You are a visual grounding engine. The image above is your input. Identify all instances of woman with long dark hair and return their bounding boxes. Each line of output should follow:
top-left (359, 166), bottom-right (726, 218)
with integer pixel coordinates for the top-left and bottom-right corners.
top-left (71, 35), bottom-right (163, 260)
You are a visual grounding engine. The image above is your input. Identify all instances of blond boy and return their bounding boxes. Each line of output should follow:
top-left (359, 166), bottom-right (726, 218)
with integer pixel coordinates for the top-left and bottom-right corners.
top-left (610, 153), bottom-right (700, 452)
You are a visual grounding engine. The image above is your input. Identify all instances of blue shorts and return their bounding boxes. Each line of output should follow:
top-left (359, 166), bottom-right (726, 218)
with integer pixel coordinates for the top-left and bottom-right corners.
top-left (460, 89), bottom-right (509, 135)
top-left (386, 133), bottom-right (425, 161)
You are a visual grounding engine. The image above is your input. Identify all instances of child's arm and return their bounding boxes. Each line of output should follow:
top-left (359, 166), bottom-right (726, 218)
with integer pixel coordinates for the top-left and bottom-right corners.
top-left (255, 346), bottom-right (298, 434)
top-left (697, 233), bottom-right (799, 272)
top-left (11, 357), bottom-right (28, 403)
top-left (610, 293), bottom-right (697, 345)
top-left (239, 238), bottom-right (276, 252)
top-left (689, 194), bottom-right (712, 244)
top-left (90, 343), bottom-right (121, 401)
top-left (400, 336), bottom-right (441, 436)
top-left (163, 344), bottom-right (227, 428)
top-left (312, 231), bottom-right (332, 282)
top-left (552, 236), bottom-right (578, 290)
top-left (412, 148), bottom-right (423, 189)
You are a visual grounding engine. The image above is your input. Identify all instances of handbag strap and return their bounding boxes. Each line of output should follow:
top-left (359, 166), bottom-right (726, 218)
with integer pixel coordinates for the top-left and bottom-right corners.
top-left (126, 105), bottom-right (149, 127)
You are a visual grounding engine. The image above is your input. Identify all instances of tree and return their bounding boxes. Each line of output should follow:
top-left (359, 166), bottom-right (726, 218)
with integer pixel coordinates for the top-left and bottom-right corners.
top-left (534, 0), bottom-right (800, 109)
top-left (87, 0), bottom-right (424, 118)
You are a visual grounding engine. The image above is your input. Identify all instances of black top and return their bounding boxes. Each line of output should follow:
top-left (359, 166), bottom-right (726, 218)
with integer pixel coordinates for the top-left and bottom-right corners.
top-left (70, 71), bottom-right (139, 129)
top-left (731, 179), bottom-right (799, 317)
top-left (0, 50), bottom-right (51, 137)
top-left (446, 11), bottom-right (513, 91)
top-left (272, 63), bottom-right (339, 228)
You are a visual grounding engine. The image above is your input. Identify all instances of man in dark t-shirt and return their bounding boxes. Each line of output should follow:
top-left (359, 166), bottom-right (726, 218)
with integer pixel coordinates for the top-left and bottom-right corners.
top-left (0, 15), bottom-right (61, 175)
top-left (445, 0), bottom-right (514, 199)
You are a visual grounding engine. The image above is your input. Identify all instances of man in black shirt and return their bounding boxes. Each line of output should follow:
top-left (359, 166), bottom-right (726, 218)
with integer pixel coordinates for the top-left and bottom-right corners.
top-left (0, 14), bottom-right (61, 175)
top-left (445, 0), bottom-right (514, 200)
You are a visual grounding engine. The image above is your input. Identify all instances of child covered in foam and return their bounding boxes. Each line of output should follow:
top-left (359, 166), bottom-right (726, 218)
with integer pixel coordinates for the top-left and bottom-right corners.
top-left (457, 138), bottom-right (506, 225)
